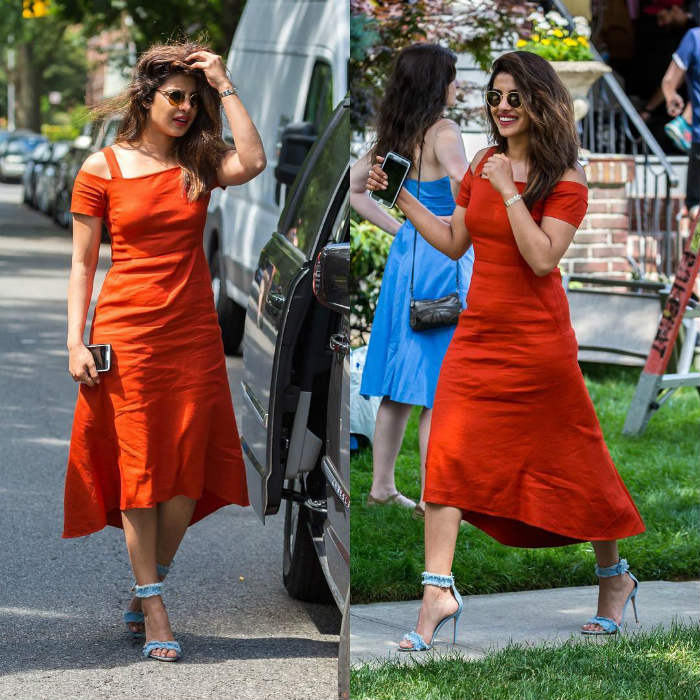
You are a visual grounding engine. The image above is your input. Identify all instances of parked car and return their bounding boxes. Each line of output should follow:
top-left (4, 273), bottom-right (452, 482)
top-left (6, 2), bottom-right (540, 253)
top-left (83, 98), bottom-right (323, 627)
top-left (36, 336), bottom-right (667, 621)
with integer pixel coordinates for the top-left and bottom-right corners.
top-left (52, 117), bottom-right (121, 231)
top-left (204, 0), bottom-right (349, 354)
top-left (22, 140), bottom-right (52, 206)
top-left (53, 143), bottom-right (87, 229)
top-left (0, 133), bottom-right (46, 182)
top-left (239, 98), bottom-right (349, 626)
top-left (35, 140), bottom-right (71, 215)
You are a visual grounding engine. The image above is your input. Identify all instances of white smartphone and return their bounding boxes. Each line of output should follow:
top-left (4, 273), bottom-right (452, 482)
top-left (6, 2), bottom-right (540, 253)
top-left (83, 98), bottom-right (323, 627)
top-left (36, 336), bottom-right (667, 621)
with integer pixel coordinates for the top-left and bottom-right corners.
top-left (86, 344), bottom-right (111, 373)
top-left (369, 151), bottom-right (411, 209)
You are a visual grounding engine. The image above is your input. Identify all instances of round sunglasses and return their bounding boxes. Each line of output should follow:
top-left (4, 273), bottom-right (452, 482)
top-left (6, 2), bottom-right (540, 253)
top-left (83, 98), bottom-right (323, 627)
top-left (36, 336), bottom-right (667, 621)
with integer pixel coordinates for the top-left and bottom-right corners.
top-left (485, 89), bottom-right (522, 109)
top-left (156, 89), bottom-right (200, 108)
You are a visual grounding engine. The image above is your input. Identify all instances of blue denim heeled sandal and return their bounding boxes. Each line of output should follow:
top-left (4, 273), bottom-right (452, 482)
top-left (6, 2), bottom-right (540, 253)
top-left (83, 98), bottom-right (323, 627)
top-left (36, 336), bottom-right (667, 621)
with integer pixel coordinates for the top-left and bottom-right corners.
top-left (132, 581), bottom-right (182, 661)
top-left (123, 562), bottom-right (171, 638)
top-left (399, 572), bottom-right (463, 652)
top-left (582, 558), bottom-right (639, 635)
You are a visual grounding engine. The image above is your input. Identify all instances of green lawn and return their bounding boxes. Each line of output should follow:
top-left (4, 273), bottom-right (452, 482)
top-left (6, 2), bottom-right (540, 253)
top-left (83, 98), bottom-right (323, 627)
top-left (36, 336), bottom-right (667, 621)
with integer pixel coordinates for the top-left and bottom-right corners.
top-left (350, 365), bottom-right (700, 603)
top-left (350, 623), bottom-right (700, 700)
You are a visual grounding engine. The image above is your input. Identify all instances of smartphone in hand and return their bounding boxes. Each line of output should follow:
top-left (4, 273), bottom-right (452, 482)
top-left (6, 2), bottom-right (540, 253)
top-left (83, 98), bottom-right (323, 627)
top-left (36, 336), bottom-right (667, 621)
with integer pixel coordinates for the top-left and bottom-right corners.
top-left (369, 151), bottom-right (411, 209)
top-left (85, 344), bottom-right (111, 372)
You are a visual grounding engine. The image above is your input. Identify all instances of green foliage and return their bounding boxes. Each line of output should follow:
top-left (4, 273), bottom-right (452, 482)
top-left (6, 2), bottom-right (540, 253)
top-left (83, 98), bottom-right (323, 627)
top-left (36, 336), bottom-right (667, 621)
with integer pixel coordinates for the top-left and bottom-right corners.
top-left (520, 40), bottom-right (593, 62)
top-left (350, 217), bottom-right (394, 343)
top-left (350, 368), bottom-right (700, 603)
top-left (351, 623), bottom-right (700, 700)
top-left (41, 123), bottom-right (79, 140)
top-left (349, 0), bottom-right (532, 131)
top-left (54, 0), bottom-right (246, 55)
top-left (0, 2), bottom-right (87, 130)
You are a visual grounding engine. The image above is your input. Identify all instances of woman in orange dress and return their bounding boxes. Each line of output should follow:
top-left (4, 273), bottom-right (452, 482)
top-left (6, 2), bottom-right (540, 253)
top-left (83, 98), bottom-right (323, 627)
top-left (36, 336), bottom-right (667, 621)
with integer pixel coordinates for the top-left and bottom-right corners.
top-left (367, 50), bottom-right (645, 651)
top-left (64, 41), bottom-right (265, 661)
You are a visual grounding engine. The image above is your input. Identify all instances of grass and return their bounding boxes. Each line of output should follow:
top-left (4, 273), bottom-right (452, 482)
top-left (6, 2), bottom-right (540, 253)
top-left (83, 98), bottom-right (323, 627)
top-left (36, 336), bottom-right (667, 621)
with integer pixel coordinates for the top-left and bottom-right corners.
top-left (350, 364), bottom-right (700, 603)
top-left (350, 623), bottom-right (700, 700)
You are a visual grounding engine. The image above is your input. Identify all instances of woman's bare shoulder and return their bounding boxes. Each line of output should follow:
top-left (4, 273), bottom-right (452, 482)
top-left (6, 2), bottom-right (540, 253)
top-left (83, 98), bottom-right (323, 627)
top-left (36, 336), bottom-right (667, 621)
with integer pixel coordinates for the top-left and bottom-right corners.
top-left (431, 117), bottom-right (460, 134)
top-left (469, 147), bottom-right (494, 174)
top-left (80, 151), bottom-right (111, 179)
top-left (426, 118), bottom-right (460, 145)
top-left (559, 162), bottom-right (587, 186)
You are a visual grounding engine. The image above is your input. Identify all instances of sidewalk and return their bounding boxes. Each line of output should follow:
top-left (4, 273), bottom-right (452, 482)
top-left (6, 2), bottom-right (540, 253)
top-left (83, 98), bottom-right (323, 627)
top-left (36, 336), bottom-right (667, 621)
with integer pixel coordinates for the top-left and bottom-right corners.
top-left (350, 580), bottom-right (700, 665)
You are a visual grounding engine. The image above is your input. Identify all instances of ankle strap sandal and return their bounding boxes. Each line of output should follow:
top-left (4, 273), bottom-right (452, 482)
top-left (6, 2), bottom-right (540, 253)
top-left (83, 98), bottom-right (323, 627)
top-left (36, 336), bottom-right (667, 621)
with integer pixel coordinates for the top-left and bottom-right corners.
top-left (133, 581), bottom-right (182, 662)
top-left (582, 558), bottom-right (640, 635)
top-left (399, 572), bottom-right (464, 652)
top-left (123, 561), bottom-right (172, 638)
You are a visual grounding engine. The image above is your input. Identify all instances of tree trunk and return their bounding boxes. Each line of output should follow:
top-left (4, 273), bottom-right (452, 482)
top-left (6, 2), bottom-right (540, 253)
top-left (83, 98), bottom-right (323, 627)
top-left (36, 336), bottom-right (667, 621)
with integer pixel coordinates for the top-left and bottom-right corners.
top-left (15, 42), bottom-right (42, 132)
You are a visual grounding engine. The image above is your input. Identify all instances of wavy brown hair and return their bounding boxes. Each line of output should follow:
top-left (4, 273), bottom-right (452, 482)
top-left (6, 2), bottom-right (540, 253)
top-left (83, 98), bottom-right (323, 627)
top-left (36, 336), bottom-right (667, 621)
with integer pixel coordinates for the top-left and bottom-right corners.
top-left (93, 40), bottom-right (230, 201)
top-left (371, 43), bottom-right (457, 163)
top-left (485, 51), bottom-right (580, 208)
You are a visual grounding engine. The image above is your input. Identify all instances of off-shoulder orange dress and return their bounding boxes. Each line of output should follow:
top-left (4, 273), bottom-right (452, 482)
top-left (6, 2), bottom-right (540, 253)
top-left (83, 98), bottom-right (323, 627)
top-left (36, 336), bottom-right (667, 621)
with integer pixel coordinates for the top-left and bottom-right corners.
top-left (63, 146), bottom-right (249, 538)
top-left (423, 148), bottom-right (645, 547)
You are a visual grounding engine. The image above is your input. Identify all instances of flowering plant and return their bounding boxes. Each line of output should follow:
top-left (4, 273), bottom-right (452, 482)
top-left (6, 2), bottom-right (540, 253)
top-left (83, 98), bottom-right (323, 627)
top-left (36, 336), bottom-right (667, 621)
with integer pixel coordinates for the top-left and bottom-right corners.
top-left (516, 10), bottom-right (593, 61)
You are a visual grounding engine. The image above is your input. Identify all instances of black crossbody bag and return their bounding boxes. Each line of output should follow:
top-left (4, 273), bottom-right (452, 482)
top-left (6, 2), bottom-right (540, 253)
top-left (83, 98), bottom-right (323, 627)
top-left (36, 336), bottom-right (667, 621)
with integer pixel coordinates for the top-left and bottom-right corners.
top-left (409, 143), bottom-right (461, 332)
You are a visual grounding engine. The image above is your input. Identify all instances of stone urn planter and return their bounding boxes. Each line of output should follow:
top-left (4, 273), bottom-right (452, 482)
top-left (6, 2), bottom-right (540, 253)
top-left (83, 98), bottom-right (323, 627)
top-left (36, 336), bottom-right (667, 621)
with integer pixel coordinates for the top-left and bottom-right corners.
top-left (550, 60), bottom-right (611, 122)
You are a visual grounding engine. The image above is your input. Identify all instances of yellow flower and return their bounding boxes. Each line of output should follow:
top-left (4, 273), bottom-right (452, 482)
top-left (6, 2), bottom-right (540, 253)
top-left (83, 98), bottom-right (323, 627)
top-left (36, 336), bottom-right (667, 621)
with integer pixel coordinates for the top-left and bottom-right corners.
top-left (532, 34), bottom-right (540, 42)
top-left (516, 39), bottom-right (527, 47)
top-left (564, 38), bottom-right (578, 46)
top-left (552, 28), bottom-right (564, 37)
top-left (541, 38), bottom-right (551, 45)
top-left (577, 36), bottom-right (588, 46)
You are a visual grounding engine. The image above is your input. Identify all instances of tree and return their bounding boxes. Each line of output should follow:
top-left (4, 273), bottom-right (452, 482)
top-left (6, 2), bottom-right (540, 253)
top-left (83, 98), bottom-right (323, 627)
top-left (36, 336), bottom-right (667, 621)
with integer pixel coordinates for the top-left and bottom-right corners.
top-left (56, 0), bottom-right (247, 55)
top-left (350, 0), bottom-right (533, 131)
top-left (1, 0), bottom-right (248, 131)
top-left (0, 1), bottom-right (85, 131)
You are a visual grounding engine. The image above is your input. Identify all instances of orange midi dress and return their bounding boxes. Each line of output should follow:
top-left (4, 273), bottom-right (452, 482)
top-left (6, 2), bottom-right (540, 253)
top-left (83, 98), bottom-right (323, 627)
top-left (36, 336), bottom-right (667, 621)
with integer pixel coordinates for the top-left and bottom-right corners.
top-left (63, 146), bottom-right (249, 538)
top-left (423, 148), bottom-right (645, 547)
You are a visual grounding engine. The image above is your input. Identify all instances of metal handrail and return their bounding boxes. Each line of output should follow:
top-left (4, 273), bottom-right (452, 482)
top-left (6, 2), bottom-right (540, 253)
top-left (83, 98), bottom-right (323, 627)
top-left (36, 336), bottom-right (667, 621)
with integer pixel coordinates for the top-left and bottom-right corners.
top-left (551, 0), bottom-right (678, 187)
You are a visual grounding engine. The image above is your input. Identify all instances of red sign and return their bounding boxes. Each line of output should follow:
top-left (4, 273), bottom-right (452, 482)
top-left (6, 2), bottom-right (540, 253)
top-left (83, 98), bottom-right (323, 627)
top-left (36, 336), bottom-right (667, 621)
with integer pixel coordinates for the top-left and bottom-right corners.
top-left (645, 214), bottom-right (700, 375)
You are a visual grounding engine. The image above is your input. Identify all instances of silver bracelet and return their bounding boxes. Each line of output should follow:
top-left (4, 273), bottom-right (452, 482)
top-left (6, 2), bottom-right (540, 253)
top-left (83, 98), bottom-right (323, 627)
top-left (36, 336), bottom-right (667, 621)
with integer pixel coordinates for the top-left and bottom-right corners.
top-left (219, 86), bottom-right (238, 99)
top-left (504, 193), bottom-right (522, 208)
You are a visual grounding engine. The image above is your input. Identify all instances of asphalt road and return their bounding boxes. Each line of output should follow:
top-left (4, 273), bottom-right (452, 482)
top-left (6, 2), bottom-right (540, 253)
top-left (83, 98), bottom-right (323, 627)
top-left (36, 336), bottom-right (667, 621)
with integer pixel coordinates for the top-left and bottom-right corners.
top-left (0, 183), bottom-right (339, 700)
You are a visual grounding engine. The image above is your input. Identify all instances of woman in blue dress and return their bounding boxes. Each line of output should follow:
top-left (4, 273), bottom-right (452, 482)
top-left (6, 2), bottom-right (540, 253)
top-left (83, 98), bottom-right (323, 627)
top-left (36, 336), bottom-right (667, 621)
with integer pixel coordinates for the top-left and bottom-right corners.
top-left (350, 43), bottom-right (475, 517)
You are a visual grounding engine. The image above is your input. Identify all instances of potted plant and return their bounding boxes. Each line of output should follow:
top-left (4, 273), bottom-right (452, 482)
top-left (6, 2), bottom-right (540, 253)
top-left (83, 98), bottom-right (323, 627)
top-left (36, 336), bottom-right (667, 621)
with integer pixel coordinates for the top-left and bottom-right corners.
top-left (516, 10), bottom-right (610, 121)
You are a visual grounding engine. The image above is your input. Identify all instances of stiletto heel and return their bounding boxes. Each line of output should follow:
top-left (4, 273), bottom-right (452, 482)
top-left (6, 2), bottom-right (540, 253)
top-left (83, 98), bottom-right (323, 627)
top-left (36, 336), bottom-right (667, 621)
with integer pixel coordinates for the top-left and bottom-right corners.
top-left (133, 581), bottom-right (182, 661)
top-left (582, 558), bottom-right (640, 635)
top-left (123, 562), bottom-right (171, 638)
top-left (399, 571), bottom-right (463, 652)
top-left (631, 591), bottom-right (639, 624)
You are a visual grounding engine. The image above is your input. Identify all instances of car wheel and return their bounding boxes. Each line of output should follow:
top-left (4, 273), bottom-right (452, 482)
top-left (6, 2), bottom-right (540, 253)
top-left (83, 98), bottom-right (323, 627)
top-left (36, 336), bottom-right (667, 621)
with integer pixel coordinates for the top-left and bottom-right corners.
top-left (283, 478), bottom-right (333, 603)
top-left (209, 244), bottom-right (245, 355)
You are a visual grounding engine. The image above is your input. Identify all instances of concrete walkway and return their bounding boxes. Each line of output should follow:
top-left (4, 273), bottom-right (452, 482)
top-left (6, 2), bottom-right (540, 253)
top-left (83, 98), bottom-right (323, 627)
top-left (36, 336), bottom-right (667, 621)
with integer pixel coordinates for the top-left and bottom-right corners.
top-left (350, 580), bottom-right (700, 665)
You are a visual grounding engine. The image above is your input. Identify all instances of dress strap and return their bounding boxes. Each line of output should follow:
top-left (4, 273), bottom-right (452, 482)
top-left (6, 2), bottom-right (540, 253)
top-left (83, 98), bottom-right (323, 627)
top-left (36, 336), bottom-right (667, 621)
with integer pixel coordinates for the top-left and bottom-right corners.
top-left (102, 146), bottom-right (123, 179)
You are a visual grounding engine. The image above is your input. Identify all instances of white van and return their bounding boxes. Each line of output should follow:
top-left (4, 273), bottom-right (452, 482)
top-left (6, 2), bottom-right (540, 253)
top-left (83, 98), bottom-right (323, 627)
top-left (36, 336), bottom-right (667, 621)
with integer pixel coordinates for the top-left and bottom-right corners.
top-left (204, 0), bottom-right (349, 353)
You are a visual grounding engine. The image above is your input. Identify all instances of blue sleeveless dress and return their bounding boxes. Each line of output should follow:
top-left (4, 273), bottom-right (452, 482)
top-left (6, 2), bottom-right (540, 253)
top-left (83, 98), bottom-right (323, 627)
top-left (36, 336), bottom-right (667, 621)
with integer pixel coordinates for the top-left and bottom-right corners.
top-left (360, 176), bottom-right (475, 408)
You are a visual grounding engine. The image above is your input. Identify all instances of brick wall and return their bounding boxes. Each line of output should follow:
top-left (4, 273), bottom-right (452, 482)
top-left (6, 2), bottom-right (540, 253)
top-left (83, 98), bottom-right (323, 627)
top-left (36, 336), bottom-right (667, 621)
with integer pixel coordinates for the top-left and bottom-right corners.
top-left (561, 154), bottom-right (635, 278)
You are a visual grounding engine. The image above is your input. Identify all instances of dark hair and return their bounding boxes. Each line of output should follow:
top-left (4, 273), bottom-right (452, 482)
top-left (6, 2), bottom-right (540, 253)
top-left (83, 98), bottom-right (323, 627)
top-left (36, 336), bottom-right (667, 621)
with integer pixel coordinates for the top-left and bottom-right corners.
top-left (93, 40), bottom-right (229, 201)
top-left (485, 51), bottom-right (579, 207)
top-left (372, 43), bottom-right (457, 162)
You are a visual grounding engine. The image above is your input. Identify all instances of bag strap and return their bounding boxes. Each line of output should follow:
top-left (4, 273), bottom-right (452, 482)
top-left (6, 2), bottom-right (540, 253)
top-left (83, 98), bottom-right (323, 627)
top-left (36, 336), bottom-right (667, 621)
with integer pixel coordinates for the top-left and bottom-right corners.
top-left (409, 141), bottom-right (423, 300)
top-left (102, 146), bottom-right (123, 179)
top-left (409, 140), bottom-right (460, 302)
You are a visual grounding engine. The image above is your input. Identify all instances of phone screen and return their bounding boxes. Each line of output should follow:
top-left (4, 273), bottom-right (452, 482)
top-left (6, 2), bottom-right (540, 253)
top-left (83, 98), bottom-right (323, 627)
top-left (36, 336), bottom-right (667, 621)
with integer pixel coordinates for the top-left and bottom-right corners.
top-left (87, 344), bottom-right (111, 372)
top-left (372, 152), bottom-right (410, 207)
